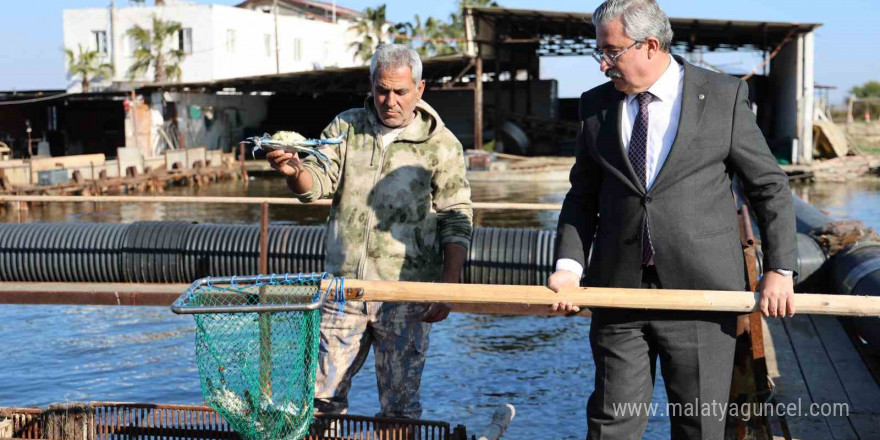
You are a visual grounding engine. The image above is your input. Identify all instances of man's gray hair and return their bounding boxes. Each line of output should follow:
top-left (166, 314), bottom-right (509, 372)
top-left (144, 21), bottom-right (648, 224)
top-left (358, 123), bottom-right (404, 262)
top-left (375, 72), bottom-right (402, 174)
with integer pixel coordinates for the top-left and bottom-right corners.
top-left (370, 44), bottom-right (423, 84)
top-left (593, 0), bottom-right (674, 52)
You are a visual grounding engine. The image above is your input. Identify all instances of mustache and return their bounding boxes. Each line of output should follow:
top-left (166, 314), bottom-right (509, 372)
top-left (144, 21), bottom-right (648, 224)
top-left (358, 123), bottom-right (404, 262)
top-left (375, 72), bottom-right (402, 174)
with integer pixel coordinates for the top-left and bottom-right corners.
top-left (605, 69), bottom-right (623, 79)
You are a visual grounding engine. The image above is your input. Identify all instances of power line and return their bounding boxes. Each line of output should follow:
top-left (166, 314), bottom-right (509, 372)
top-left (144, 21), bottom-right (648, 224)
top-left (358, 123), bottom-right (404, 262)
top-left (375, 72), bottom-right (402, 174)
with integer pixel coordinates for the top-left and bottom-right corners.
top-left (0, 93), bottom-right (74, 106)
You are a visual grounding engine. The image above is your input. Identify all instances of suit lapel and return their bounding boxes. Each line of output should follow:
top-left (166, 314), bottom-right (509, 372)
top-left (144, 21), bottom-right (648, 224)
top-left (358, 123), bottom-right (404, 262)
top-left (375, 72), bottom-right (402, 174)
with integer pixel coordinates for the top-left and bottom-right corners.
top-left (651, 57), bottom-right (708, 192)
top-left (596, 89), bottom-right (644, 194)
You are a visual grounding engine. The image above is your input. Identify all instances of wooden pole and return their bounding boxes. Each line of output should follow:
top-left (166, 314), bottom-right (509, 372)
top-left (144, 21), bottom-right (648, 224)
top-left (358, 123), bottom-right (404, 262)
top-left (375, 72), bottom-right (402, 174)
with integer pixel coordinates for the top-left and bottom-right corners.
top-left (273, 0), bottom-right (280, 74)
top-left (322, 279), bottom-right (880, 317)
top-left (259, 202), bottom-right (269, 272)
top-left (130, 90), bottom-right (139, 152)
top-left (258, 202), bottom-right (272, 399)
top-left (239, 141), bottom-right (249, 185)
top-left (474, 56), bottom-right (483, 150)
top-left (847, 95), bottom-right (855, 125)
top-left (2, 282), bottom-right (880, 317)
top-left (476, 404), bottom-right (515, 440)
top-left (18, 201), bottom-right (28, 223)
top-left (493, 42), bottom-right (502, 152)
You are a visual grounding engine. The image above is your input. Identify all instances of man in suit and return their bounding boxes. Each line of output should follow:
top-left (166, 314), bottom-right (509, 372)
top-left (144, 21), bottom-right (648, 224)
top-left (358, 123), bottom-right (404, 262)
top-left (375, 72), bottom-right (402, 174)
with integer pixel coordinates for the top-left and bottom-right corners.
top-left (546, 1), bottom-right (797, 438)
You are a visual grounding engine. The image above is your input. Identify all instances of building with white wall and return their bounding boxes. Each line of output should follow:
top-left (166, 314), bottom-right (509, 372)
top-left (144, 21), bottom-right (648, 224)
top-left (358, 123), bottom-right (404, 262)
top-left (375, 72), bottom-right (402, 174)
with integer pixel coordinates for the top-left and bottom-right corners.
top-left (62, 0), bottom-right (363, 92)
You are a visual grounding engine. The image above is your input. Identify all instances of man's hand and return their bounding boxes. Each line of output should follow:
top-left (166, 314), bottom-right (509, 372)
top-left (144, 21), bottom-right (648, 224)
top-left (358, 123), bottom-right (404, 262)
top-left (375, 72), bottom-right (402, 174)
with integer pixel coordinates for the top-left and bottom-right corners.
top-left (758, 271), bottom-right (795, 318)
top-left (423, 243), bottom-right (466, 323)
top-left (266, 149), bottom-right (304, 178)
top-left (422, 303), bottom-right (451, 323)
top-left (267, 150), bottom-right (313, 194)
top-left (547, 269), bottom-right (581, 313)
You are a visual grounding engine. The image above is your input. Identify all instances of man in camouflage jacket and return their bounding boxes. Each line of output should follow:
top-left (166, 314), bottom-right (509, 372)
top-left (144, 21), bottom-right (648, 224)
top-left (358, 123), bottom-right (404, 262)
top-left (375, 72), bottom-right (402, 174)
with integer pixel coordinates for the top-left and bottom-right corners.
top-left (266, 44), bottom-right (473, 419)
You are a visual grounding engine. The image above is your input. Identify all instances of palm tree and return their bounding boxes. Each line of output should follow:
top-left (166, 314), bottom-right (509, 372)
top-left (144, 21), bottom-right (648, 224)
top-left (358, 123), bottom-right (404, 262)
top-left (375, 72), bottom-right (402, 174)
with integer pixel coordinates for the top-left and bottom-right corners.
top-left (442, 0), bottom-right (499, 54)
top-left (395, 0), bottom-right (499, 57)
top-left (349, 5), bottom-right (391, 64)
top-left (126, 15), bottom-right (186, 83)
top-left (394, 15), bottom-right (431, 56)
top-left (65, 44), bottom-right (114, 92)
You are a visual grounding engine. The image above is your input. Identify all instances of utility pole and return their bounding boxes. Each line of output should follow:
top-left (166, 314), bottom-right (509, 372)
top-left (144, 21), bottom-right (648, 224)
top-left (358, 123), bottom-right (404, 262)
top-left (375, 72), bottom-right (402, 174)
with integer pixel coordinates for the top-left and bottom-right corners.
top-left (332, 0), bottom-right (336, 23)
top-left (273, 0), bottom-right (280, 74)
top-left (109, 0), bottom-right (117, 83)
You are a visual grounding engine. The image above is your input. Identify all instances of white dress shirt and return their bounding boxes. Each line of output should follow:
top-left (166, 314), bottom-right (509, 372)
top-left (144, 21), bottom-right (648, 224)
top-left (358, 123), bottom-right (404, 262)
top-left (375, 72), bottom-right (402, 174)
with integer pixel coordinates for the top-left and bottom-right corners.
top-left (556, 55), bottom-right (684, 279)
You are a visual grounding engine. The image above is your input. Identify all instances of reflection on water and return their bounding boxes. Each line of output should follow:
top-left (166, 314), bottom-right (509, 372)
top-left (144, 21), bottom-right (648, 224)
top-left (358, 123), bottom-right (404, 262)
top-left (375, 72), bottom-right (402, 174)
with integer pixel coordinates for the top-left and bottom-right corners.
top-left (792, 180), bottom-right (880, 229)
top-left (1, 177), bottom-right (569, 229)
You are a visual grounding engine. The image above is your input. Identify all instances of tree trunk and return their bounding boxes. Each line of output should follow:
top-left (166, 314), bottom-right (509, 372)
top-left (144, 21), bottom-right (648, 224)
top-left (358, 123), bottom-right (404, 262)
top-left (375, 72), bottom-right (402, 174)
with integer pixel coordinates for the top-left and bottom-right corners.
top-left (82, 76), bottom-right (90, 93)
top-left (155, 53), bottom-right (165, 83)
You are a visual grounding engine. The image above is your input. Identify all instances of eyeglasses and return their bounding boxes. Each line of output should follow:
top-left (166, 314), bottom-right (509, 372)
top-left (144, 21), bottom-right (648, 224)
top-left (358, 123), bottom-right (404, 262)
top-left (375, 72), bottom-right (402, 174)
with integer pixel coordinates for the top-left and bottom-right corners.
top-left (591, 41), bottom-right (642, 66)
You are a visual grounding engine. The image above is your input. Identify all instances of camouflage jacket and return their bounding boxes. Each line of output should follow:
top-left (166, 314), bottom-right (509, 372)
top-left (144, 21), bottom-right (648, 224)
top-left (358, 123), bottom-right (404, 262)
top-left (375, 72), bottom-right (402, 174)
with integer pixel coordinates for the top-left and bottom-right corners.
top-left (295, 98), bottom-right (473, 282)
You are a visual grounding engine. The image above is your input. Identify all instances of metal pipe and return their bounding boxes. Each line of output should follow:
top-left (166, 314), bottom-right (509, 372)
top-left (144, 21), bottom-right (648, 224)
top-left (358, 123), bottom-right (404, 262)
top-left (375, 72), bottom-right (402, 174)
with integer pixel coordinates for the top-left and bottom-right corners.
top-left (792, 194), bottom-right (833, 233)
top-left (0, 194), bottom-right (564, 211)
top-left (831, 243), bottom-right (880, 348)
top-left (259, 202), bottom-right (269, 274)
top-left (474, 56), bottom-right (483, 150)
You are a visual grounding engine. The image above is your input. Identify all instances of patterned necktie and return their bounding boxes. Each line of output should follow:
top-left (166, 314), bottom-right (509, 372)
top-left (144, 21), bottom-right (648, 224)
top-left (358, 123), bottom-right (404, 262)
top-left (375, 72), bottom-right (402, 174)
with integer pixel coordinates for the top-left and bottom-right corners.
top-left (628, 92), bottom-right (655, 265)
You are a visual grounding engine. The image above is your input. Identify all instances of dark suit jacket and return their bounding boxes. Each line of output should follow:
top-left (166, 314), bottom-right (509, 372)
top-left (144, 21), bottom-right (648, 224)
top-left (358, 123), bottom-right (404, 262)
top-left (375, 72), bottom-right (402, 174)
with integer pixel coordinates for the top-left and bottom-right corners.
top-left (556, 55), bottom-right (797, 291)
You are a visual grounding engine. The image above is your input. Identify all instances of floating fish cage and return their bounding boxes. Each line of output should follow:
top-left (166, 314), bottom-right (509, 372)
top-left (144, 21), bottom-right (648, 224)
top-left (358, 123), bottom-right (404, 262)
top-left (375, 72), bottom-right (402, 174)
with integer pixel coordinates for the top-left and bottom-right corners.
top-left (0, 402), bottom-right (469, 440)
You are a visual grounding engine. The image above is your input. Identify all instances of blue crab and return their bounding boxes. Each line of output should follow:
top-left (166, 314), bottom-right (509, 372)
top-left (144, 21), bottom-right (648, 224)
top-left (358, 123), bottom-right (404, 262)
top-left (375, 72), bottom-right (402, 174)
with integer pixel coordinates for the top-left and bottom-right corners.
top-left (245, 131), bottom-right (345, 176)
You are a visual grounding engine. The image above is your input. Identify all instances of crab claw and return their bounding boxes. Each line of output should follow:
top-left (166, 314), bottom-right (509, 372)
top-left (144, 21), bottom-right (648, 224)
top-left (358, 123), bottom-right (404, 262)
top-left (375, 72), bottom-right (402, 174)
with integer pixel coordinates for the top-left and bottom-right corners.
top-left (312, 150), bottom-right (332, 176)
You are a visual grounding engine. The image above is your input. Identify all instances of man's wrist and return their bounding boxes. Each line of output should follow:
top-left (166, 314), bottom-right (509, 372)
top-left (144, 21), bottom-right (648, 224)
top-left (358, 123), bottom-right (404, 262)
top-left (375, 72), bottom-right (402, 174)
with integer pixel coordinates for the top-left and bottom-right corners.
top-left (770, 268), bottom-right (794, 277)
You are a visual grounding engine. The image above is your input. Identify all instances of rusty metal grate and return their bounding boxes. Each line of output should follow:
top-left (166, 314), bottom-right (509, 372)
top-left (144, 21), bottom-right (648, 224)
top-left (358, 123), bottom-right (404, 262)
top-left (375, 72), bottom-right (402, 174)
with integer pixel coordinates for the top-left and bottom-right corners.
top-left (92, 402), bottom-right (238, 440)
top-left (1, 402), bottom-right (467, 440)
top-left (0, 407), bottom-right (44, 439)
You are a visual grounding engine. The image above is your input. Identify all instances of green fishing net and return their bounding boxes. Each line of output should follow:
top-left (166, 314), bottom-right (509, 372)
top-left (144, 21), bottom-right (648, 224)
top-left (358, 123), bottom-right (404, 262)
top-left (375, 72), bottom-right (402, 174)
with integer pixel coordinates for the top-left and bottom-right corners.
top-left (172, 273), bottom-right (345, 440)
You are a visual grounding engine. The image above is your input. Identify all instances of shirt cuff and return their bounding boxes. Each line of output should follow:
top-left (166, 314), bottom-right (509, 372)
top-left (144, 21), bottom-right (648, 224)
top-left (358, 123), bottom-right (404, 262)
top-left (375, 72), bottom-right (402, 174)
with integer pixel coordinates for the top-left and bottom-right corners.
top-left (556, 259), bottom-right (584, 279)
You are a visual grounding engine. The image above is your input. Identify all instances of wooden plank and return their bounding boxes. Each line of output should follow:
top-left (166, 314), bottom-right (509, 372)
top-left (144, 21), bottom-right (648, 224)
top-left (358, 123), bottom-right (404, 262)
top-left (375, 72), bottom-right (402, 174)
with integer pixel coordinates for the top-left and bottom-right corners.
top-left (30, 154), bottom-right (106, 182)
top-left (849, 414), bottom-right (880, 439)
top-left (1, 280), bottom-right (879, 319)
top-left (811, 315), bottom-right (880, 440)
top-left (764, 317), bottom-right (836, 439)
top-left (325, 279), bottom-right (880, 317)
top-left (0, 283), bottom-right (186, 306)
top-left (810, 315), bottom-right (880, 413)
top-left (0, 283), bottom-right (588, 318)
top-left (785, 315), bottom-right (858, 439)
top-left (30, 154), bottom-right (106, 173)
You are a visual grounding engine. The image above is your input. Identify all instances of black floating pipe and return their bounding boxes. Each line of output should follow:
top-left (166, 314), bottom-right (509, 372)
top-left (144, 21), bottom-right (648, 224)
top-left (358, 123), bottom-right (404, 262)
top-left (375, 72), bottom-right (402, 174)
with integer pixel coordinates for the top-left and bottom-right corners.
top-left (831, 243), bottom-right (880, 348)
top-left (0, 217), bottom-right (840, 290)
top-left (792, 195), bottom-right (834, 234)
top-left (789, 194), bottom-right (880, 350)
top-left (0, 223), bottom-right (558, 286)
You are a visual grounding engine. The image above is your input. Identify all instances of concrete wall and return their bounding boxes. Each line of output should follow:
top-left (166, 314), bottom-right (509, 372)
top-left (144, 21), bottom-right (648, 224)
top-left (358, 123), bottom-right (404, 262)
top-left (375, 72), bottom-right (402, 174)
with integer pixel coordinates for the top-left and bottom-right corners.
top-left (211, 6), bottom-right (359, 79)
top-left (63, 4), bottom-right (359, 92)
top-left (164, 92), bottom-right (271, 151)
top-left (769, 31), bottom-right (815, 164)
top-left (425, 80), bottom-right (558, 148)
top-left (64, 5), bottom-right (216, 88)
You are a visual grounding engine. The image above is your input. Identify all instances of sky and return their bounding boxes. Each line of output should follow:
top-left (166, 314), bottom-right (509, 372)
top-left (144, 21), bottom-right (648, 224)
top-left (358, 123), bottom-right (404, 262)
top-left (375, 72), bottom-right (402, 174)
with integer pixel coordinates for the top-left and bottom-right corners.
top-left (1, 0), bottom-right (877, 105)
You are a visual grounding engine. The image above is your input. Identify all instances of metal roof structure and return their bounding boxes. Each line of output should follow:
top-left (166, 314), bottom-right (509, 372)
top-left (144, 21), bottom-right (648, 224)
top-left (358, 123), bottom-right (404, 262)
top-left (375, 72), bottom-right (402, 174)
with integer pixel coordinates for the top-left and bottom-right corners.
top-left (139, 7), bottom-right (822, 95)
top-left (469, 6), bottom-right (822, 56)
top-left (141, 55), bottom-right (479, 94)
